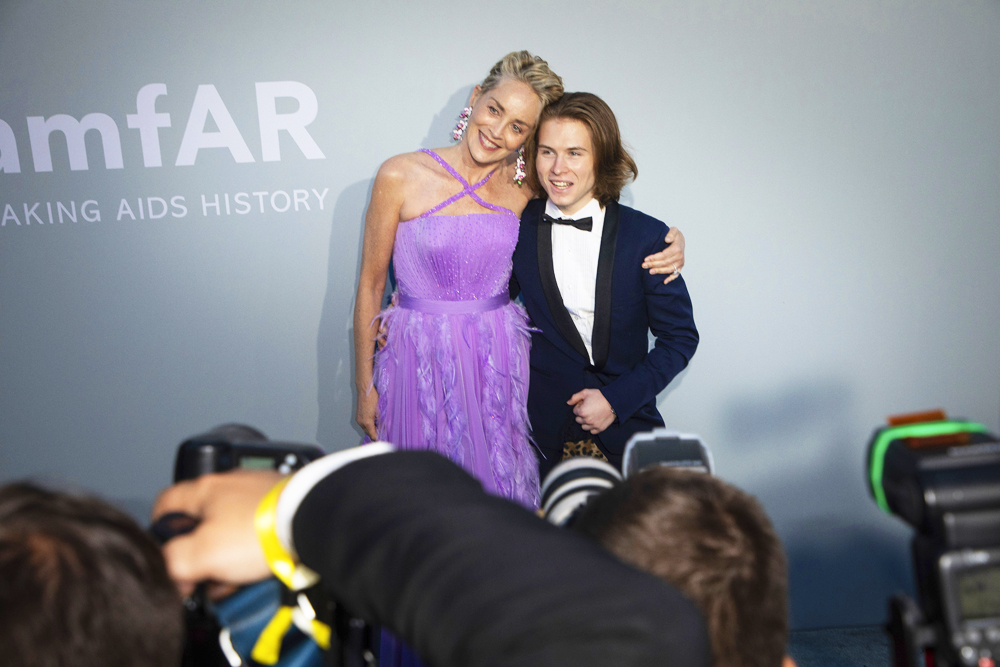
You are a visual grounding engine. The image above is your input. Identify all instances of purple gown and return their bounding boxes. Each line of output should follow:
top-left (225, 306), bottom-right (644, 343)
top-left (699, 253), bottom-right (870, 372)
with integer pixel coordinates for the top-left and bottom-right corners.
top-left (373, 149), bottom-right (539, 508)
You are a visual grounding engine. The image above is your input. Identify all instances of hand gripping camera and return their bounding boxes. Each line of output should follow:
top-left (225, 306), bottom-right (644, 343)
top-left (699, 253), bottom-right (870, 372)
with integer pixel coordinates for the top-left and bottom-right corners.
top-left (866, 410), bottom-right (1000, 667)
top-left (153, 425), bottom-right (376, 667)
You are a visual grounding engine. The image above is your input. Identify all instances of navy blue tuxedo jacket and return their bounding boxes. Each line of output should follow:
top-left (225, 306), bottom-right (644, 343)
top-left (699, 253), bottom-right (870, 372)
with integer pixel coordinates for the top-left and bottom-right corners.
top-left (510, 198), bottom-right (699, 466)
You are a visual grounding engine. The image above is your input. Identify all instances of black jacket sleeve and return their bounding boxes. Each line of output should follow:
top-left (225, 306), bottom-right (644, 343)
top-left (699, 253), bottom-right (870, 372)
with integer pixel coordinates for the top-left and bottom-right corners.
top-left (292, 451), bottom-right (709, 667)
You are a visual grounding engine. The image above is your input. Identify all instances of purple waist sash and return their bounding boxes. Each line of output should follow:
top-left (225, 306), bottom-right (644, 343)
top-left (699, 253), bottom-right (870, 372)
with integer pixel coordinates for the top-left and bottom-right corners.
top-left (398, 293), bottom-right (509, 315)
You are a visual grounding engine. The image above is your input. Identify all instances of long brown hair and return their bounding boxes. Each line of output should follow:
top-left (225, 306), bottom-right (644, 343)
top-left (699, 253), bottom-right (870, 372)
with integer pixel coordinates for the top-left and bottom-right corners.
top-left (527, 92), bottom-right (638, 205)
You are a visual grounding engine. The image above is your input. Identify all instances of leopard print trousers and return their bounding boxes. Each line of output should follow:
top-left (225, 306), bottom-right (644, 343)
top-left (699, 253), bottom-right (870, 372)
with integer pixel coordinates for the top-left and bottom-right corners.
top-left (562, 439), bottom-right (608, 462)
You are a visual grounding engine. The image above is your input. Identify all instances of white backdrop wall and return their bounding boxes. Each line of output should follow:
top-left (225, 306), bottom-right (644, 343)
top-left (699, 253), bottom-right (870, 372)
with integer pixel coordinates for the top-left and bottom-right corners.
top-left (1, 0), bottom-right (998, 628)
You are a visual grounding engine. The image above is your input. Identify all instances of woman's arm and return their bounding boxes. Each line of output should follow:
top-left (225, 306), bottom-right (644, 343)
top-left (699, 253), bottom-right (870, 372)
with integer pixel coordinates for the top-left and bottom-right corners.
top-left (641, 227), bottom-right (686, 284)
top-left (354, 160), bottom-right (407, 440)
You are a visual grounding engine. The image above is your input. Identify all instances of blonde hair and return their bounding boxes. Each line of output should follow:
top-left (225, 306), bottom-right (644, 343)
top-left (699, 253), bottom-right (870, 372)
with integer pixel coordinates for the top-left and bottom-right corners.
top-left (480, 51), bottom-right (564, 108)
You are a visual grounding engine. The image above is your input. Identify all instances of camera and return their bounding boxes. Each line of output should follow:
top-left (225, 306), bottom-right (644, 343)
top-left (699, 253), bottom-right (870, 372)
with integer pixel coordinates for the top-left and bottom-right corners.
top-left (622, 428), bottom-right (714, 477)
top-left (866, 410), bottom-right (1000, 667)
top-left (173, 423), bottom-right (325, 481)
top-left (152, 425), bottom-right (361, 667)
top-left (541, 428), bottom-right (712, 527)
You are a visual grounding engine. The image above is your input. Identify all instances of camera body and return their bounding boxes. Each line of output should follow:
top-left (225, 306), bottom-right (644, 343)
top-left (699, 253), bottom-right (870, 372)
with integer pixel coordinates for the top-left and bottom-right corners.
top-left (173, 424), bottom-right (325, 481)
top-left (541, 429), bottom-right (711, 527)
top-left (867, 414), bottom-right (1000, 667)
top-left (622, 429), bottom-right (714, 477)
top-left (155, 425), bottom-right (339, 667)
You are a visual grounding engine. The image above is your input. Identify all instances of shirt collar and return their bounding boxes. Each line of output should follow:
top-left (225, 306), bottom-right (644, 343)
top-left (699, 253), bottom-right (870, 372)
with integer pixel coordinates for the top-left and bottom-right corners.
top-left (545, 197), bottom-right (603, 221)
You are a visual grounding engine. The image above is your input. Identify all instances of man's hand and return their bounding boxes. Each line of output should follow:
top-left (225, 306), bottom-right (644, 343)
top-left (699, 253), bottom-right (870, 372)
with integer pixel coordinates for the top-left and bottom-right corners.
top-left (376, 294), bottom-right (397, 351)
top-left (152, 470), bottom-right (284, 597)
top-left (568, 389), bottom-right (616, 435)
top-left (641, 226), bottom-right (686, 284)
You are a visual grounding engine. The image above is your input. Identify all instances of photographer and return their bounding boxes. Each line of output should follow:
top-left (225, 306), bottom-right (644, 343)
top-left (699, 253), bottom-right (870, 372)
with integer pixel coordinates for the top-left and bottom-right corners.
top-left (574, 466), bottom-right (796, 667)
top-left (154, 444), bottom-right (710, 667)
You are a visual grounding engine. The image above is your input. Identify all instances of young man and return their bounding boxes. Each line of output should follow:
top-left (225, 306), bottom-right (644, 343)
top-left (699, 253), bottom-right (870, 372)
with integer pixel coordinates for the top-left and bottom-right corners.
top-left (511, 92), bottom-right (699, 477)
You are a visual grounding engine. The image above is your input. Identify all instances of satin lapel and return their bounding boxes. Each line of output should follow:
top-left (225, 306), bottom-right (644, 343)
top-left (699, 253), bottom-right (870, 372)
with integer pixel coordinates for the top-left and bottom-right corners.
top-left (592, 200), bottom-right (619, 371)
top-left (537, 209), bottom-right (591, 362)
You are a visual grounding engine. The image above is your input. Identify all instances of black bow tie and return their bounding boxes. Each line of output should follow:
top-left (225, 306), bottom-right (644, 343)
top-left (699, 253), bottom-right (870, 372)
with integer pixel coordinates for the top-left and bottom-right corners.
top-left (543, 213), bottom-right (593, 232)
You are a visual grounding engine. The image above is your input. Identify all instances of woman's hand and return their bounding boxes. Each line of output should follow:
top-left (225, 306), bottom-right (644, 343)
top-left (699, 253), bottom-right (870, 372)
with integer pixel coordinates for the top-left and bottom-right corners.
top-left (356, 386), bottom-right (380, 441)
top-left (354, 159), bottom-right (406, 442)
top-left (641, 226), bottom-right (686, 284)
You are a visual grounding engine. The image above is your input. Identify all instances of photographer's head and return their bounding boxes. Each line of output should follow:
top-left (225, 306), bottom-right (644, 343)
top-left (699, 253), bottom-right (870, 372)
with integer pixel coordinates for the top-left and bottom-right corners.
top-left (0, 482), bottom-right (183, 667)
top-left (576, 467), bottom-right (791, 667)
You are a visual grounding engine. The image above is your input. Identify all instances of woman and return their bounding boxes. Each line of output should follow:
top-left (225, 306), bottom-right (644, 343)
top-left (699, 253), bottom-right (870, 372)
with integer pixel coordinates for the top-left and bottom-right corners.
top-left (354, 51), bottom-right (559, 511)
top-left (353, 52), bottom-right (684, 509)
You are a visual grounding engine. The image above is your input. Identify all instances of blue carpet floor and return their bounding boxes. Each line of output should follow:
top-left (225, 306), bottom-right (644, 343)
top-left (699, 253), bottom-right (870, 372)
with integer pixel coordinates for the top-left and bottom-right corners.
top-left (788, 625), bottom-right (890, 667)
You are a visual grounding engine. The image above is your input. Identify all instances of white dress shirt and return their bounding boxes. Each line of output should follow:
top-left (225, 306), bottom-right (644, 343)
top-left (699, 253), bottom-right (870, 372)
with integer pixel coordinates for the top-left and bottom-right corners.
top-left (547, 197), bottom-right (605, 364)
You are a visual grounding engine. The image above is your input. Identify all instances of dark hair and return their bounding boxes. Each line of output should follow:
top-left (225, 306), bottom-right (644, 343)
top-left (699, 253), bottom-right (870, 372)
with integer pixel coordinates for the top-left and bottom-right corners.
top-left (0, 482), bottom-right (183, 667)
top-left (575, 468), bottom-right (788, 667)
top-left (527, 92), bottom-right (638, 205)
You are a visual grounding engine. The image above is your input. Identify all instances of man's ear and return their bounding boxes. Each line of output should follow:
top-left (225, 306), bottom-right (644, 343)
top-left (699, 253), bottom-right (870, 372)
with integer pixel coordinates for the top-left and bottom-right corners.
top-left (468, 84), bottom-right (482, 108)
top-left (782, 655), bottom-right (797, 667)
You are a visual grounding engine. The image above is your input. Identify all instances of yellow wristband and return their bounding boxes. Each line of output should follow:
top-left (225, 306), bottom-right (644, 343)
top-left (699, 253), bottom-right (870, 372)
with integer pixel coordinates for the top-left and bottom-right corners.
top-left (252, 477), bottom-right (330, 660)
top-left (254, 477), bottom-right (319, 591)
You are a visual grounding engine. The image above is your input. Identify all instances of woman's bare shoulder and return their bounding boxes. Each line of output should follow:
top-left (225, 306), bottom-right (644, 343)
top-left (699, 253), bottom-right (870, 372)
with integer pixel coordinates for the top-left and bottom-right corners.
top-left (378, 150), bottom-right (447, 187)
top-left (377, 151), bottom-right (424, 181)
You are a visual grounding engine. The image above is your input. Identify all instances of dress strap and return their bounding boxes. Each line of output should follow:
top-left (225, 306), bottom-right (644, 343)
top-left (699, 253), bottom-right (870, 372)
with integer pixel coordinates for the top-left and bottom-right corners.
top-left (467, 190), bottom-right (513, 215)
top-left (420, 149), bottom-right (470, 186)
top-left (416, 149), bottom-right (512, 218)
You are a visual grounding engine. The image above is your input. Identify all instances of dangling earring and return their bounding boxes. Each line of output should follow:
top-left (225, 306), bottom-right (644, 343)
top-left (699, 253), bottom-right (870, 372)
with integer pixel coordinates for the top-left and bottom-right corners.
top-left (452, 107), bottom-right (472, 141)
top-left (514, 147), bottom-right (526, 185)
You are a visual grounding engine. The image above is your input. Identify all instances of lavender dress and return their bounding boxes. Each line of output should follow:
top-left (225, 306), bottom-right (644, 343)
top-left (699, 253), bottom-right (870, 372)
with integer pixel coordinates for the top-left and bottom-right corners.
top-left (373, 149), bottom-right (539, 508)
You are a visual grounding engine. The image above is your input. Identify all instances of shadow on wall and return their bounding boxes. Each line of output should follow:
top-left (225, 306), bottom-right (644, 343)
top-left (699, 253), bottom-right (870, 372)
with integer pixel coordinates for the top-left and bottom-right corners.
top-left (722, 378), bottom-right (852, 454)
top-left (115, 497), bottom-right (155, 525)
top-left (315, 179), bottom-right (376, 451)
top-left (719, 379), bottom-right (915, 628)
top-left (420, 86), bottom-right (475, 149)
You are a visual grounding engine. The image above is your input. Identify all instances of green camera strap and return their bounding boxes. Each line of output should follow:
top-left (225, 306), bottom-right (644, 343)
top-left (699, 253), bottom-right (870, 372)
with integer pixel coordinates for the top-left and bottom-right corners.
top-left (869, 420), bottom-right (989, 514)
